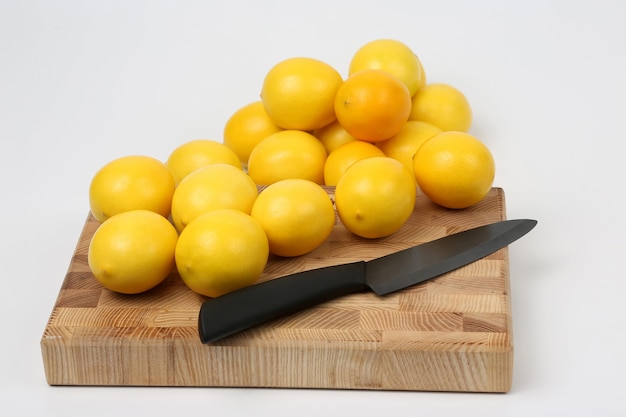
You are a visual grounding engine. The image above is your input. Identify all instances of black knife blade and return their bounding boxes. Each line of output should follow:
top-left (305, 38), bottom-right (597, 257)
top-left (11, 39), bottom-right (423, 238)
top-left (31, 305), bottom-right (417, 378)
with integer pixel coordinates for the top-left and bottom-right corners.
top-left (198, 218), bottom-right (537, 343)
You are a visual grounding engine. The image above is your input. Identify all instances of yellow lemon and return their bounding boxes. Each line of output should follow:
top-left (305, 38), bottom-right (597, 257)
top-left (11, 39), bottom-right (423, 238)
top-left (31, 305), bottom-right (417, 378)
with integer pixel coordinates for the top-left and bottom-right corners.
top-left (223, 101), bottom-right (283, 167)
top-left (250, 179), bottom-right (335, 257)
top-left (413, 131), bottom-right (495, 209)
top-left (335, 157), bottom-right (416, 239)
top-left (166, 139), bottom-right (242, 185)
top-left (323, 140), bottom-right (385, 186)
top-left (376, 121), bottom-right (442, 178)
top-left (335, 69), bottom-right (412, 143)
top-left (313, 119), bottom-right (357, 153)
top-left (261, 57), bottom-right (343, 131)
top-left (247, 130), bottom-right (327, 185)
top-left (175, 209), bottom-right (269, 298)
top-left (88, 210), bottom-right (178, 294)
top-left (89, 155), bottom-right (176, 223)
top-left (349, 38), bottom-right (425, 96)
top-left (409, 83), bottom-right (472, 132)
top-left (171, 163), bottom-right (258, 232)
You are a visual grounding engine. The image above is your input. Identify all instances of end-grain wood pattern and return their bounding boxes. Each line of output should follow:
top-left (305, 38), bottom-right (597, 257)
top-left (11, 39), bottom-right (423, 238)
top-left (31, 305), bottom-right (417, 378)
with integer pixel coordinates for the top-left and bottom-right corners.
top-left (41, 187), bottom-right (513, 392)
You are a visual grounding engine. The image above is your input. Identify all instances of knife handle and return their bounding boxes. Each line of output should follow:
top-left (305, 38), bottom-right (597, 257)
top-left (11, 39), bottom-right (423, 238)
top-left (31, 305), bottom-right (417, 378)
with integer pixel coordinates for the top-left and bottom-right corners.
top-left (198, 261), bottom-right (367, 343)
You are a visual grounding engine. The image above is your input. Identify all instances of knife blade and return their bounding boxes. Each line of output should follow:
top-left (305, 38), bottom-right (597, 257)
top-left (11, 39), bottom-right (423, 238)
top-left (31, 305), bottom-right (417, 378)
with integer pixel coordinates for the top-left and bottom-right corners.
top-left (198, 218), bottom-right (536, 343)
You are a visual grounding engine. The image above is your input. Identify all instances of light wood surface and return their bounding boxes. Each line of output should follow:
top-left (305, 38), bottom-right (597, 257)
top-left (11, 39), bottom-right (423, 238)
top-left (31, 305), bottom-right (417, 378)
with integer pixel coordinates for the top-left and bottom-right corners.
top-left (41, 187), bottom-right (513, 392)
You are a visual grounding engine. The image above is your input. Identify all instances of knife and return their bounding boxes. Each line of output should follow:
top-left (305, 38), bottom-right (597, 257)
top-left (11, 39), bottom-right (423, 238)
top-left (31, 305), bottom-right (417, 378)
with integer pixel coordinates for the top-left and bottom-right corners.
top-left (198, 218), bottom-right (537, 343)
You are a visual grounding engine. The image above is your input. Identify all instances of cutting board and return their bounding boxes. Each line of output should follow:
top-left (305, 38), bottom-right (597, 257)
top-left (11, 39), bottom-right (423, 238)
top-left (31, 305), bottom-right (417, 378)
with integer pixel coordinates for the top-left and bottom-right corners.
top-left (41, 187), bottom-right (514, 392)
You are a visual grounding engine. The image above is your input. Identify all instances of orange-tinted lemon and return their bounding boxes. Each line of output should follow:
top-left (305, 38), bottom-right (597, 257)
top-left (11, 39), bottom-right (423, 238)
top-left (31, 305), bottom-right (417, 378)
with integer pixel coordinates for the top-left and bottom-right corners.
top-left (334, 69), bottom-right (411, 143)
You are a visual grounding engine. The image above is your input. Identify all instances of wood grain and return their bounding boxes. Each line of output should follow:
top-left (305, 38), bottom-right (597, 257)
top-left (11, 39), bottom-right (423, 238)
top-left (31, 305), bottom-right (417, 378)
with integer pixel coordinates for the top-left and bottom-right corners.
top-left (41, 187), bottom-right (514, 392)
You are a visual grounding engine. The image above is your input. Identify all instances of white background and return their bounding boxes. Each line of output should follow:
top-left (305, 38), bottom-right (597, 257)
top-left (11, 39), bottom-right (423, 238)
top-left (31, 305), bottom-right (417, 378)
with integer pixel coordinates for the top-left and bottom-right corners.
top-left (2, 0), bottom-right (625, 415)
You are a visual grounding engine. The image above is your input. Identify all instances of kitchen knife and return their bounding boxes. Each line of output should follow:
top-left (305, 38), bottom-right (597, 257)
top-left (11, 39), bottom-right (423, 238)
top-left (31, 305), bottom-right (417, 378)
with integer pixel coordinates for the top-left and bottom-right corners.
top-left (198, 218), bottom-right (536, 343)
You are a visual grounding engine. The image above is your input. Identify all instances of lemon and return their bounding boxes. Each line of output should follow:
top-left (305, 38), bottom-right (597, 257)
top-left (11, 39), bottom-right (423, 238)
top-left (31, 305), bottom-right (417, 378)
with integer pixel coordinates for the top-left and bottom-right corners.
top-left (377, 121), bottom-right (442, 179)
top-left (247, 130), bottom-right (327, 185)
top-left (250, 179), bottom-right (335, 257)
top-left (335, 157), bottom-right (416, 239)
top-left (261, 57), bottom-right (343, 131)
top-left (166, 139), bottom-right (242, 185)
top-left (349, 38), bottom-right (425, 96)
top-left (413, 131), bottom-right (495, 209)
top-left (323, 140), bottom-right (385, 186)
top-left (334, 69), bottom-right (412, 143)
top-left (88, 210), bottom-right (178, 294)
top-left (313, 119), bottom-right (357, 153)
top-left (170, 163), bottom-right (258, 232)
top-left (175, 209), bottom-right (269, 298)
top-left (89, 155), bottom-right (176, 223)
top-left (409, 83), bottom-right (472, 132)
top-left (223, 101), bottom-right (283, 167)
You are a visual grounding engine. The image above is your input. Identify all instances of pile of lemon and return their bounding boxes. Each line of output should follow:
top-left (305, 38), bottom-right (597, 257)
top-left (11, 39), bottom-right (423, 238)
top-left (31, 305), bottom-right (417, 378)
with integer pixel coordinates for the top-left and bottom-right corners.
top-left (87, 39), bottom-right (495, 298)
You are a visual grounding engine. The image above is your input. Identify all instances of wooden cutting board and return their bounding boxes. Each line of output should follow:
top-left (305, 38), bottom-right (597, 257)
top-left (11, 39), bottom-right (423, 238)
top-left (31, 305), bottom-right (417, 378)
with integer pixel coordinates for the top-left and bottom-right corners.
top-left (41, 187), bottom-right (514, 392)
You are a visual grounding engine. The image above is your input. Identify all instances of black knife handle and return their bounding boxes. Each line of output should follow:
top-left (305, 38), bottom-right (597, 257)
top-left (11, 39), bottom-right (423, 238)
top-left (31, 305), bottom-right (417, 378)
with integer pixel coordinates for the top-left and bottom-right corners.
top-left (198, 261), bottom-right (367, 343)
